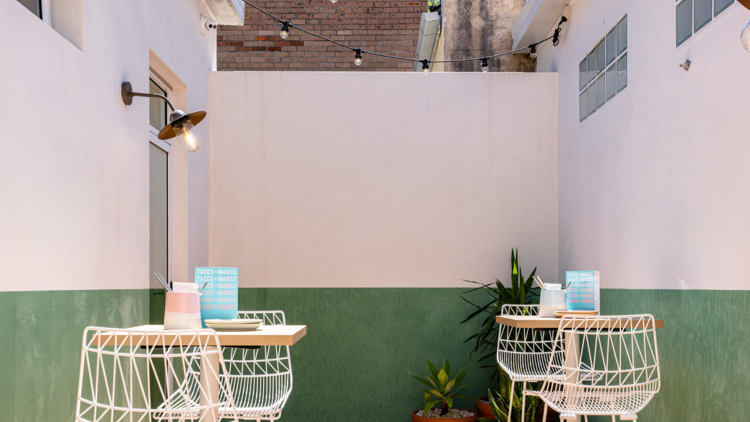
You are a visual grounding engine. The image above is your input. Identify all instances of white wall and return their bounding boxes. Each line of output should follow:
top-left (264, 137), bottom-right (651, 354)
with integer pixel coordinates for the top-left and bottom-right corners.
top-left (208, 72), bottom-right (559, 288)
top-left (0, 0), bottom-right (218, 291)
top-left (537, 0), bottom-right (750, 290)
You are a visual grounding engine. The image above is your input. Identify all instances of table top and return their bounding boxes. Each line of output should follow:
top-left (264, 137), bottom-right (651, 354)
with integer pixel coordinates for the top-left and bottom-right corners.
top-left (93, 324), bottom-right (307, 347)
top-left (495, 315), bottom-right (665, 329)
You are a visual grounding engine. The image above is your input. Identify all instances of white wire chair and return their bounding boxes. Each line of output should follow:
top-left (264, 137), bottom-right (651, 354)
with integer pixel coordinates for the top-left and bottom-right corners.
top-left (496, 304), bottom-right (565, 422)
top-left (218, 311), bottom-right (293, 421)
top-left (75, 327), bottom-right (238, 422)
top-left (527, 315), bottom-right (661, 421)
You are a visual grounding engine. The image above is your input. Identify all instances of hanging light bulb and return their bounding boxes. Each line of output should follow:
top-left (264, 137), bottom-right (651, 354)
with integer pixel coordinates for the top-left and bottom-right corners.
top-left (530, 44), bottom-right (537, 59)
top-left (481, 58), bottom-right (489, 73)
top-left (421, 60), bottom-right (430, 75)
top-left (742, 17), bottom-right (750, 52)
top-left (354, 49), bottom-right (362, 66)
top-left (280, 21), bottom-right (290, 39)
top-left (174, 119), bottom-right (202, 152)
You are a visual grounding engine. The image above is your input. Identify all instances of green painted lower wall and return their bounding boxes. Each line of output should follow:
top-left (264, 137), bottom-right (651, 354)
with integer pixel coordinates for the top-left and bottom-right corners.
top-left (0, 288), bottom-right (747, 422)
top-left (0, 289), bottom-right (150, 422)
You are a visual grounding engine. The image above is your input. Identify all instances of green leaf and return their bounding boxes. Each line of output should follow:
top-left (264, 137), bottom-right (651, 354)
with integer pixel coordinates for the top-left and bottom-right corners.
top-left (444, 379), bottom-right (455, 393)
top-left (413, 376), bottom-right (438, 389)
top-left (444, 396), bottom-right (453, 408)
top-left (488, 391), bottom-right (509, 421)
top-left (422, 400), bottom-right (440, 419)
top-left (455, 368), bottom-right (468, 386)
top-left (427, 361), bottom-right (440, 381)
top-left (444, 360), bottom-right (451, 377)
top-left (437, 369), bottom-right (448, 387)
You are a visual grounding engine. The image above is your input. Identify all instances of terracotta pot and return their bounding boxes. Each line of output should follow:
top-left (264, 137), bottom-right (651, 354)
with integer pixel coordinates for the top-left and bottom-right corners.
top-left (411, 409), bottom-right (478, 422)
top-left (474, 396), bottom-right (560, 422)
top-left (475, 396), bottom-right (498, 419)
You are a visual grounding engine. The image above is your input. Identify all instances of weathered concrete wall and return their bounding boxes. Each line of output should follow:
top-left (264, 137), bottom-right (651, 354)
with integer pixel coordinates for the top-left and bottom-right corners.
top-left (443, 0), bottom-right (535, 72)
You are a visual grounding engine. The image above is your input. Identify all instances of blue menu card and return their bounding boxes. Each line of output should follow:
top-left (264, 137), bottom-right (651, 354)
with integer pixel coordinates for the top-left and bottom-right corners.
top-left (565, 270), bottom-right (600, 312)
top-left (195, 267), bottom-right (238, 327)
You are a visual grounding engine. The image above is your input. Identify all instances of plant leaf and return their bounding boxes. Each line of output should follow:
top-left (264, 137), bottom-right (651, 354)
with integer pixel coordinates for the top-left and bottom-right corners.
top-left (422, 400), bottom-right (440, 419)
top-left (437, 369), bottom-right (448, 387)
top-left (413, 376), bottom-right (436, 389)
top-left (444, 396), bottom-right (453, 408)
top-left (427, 361), bottom-right (440, 381)
top-left (444, 360), bottom-right (451, 378)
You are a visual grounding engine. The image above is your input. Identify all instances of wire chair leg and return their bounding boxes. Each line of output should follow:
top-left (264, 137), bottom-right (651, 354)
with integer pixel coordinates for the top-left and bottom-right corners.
top-left (520, 382), bottom-right (527, 422)
top-left (612, 416), bottom-right (616, 422)
top-left (542, 403), bottom-right (548, 422)
top-left (584, 416), bottom-right (589, 422)
top-left (508, 381), bottom-right (515, 422)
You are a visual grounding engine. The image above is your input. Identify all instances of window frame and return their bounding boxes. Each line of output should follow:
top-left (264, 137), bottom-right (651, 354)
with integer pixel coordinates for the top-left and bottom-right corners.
top-left (579, 15), bottom-right (628, 123)
top-left (675, 0), bottom-right (735, 47)
top-left (148, 73), bottom-right (174, 288)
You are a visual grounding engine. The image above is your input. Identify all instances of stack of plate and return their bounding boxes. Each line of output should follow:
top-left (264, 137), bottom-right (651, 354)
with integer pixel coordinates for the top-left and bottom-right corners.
top-left (554, 310), bottom-right (600, 317)
top-left (205, 319), bottom-right (262, 331)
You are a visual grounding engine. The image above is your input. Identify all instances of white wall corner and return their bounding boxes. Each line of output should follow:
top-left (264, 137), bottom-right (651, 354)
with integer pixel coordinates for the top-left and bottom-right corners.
top-left (205, 0), bottom-right (245, 25)
top-left (512, 0), bottom-right (569, 50)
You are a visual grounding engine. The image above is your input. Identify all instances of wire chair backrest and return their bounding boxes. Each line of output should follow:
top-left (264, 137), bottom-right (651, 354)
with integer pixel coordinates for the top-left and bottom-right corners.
top-left (75, 327), bottom-right (237, 422)
top-left (540, 315), bottom-right (661, 415)
top-left (497, 305), bottom-right (565, 381)
top-left (219, 311), bottom-right (293, 419)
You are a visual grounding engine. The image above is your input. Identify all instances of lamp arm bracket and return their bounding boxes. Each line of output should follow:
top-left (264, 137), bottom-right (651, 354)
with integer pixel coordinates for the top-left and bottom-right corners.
top-left (121, 82), bottom-right (175, 111)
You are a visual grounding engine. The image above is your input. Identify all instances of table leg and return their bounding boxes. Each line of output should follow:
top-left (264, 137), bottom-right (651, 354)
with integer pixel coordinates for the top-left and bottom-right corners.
top-left (564, 332), bottom-right (581, 422)
top-left (200, 346), bottom-right (220, 422)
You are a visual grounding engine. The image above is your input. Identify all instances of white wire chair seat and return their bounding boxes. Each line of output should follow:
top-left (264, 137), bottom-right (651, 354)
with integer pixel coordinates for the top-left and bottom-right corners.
top-left (155, 311), bottom-right (293, 421)
top-left (219, 311), bottom-right (293, 421)
top-left (75, 327), bottom-right (237, 422)
top-left (497, 305), bottom-right (565, 382)
top-left (535, 315), bottom-right (661, 419)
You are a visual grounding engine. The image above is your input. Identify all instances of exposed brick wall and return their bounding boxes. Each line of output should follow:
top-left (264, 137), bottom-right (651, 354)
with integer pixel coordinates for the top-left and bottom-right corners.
top-left (218, 1), bottom-right (425, 71)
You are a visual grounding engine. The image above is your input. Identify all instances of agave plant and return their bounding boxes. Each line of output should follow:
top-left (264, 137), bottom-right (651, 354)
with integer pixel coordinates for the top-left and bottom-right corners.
top-left (413, 360), bottom-right (469, 417)
top-left (478, 368), bottom-right (546, 422)
top-left (460, 248), bottom-right (539, 366)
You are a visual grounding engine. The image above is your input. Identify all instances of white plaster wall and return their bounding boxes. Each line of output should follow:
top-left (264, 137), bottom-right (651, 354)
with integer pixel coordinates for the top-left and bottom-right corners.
top-left (208, 72), bottom-right (559, 288)
top-left (537, 0), bottom-right (750, 290)
top-left (0, 0), bottom-right (217, 291)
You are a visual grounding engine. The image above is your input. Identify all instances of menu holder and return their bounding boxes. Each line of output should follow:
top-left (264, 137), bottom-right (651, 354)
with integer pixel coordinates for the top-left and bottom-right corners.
top-left (195, 267), bottom-right (238, 328)
top-left (565, 270), bottom-right (600, 312)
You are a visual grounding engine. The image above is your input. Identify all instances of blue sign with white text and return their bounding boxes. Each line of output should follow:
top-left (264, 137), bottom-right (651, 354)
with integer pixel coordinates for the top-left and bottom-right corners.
top-left (195, 267), bottom-right (238, 327)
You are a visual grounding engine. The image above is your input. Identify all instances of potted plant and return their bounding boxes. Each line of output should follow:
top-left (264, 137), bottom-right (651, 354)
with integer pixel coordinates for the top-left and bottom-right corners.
top-left (475, 368), bottom-right (557, 422)
top-left (412, 360), bottom-right (477, 421)
top-left (461, 249), bottom-right (539, 367)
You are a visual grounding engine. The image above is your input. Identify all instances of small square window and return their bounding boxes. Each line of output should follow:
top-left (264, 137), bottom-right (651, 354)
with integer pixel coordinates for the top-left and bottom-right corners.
top-left (676, 0), bottom-right (692, 46)
top-left (587, 49), bottom-right (596, 84)
top-left (580, 59), bottom-right (588, 91)
top-left (606, 64), bottom-right (617, 101)
top-left (617, 53), bottom-right (628, 93)
top-left (617, 16), bottom-right (627, 55)
top-left (605, 27), bottom-right (617, 66)
top-left (596, 40), bottom-right (606, 75)
top-left (715, 0), bottom-right (734, 16)
top-left (694, 0), bottom-right (712, 32)
top-left (588, 82), bottom-right (597, 116)
top-left (596, 75), bottom-right (606, 108)
top-left (580, 89), bottom-right (588, 122)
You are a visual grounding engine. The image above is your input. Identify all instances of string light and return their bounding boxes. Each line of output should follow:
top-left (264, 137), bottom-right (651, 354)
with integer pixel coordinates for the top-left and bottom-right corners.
top-left (280, 21), bottom-right (290, 39)
top-left (240, 0), bottom-right (566, 72)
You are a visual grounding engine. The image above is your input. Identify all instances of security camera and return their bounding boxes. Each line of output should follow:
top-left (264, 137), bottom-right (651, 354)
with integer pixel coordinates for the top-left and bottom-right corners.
top-left (202, 15), bottom-right (218, 33)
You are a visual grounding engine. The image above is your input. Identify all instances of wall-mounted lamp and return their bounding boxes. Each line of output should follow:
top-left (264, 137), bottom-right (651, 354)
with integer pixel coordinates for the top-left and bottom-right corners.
top-left (121, 82), bottom-right (206, 152)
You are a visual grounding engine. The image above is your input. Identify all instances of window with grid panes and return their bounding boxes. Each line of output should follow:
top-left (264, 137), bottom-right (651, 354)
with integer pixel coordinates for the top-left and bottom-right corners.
top-left (676, 0), bottom-right (734, 47)
top-left (580, 15), bottom-right (627, 122)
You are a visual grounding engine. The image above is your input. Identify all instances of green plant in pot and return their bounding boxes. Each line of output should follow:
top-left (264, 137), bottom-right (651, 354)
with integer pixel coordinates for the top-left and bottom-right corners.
top-left (461, 249), bottom-right (539, 367)
top-left (412, 360), bottom-right (476, 421)
top-left (477, 368), bottom-right (549, 422)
